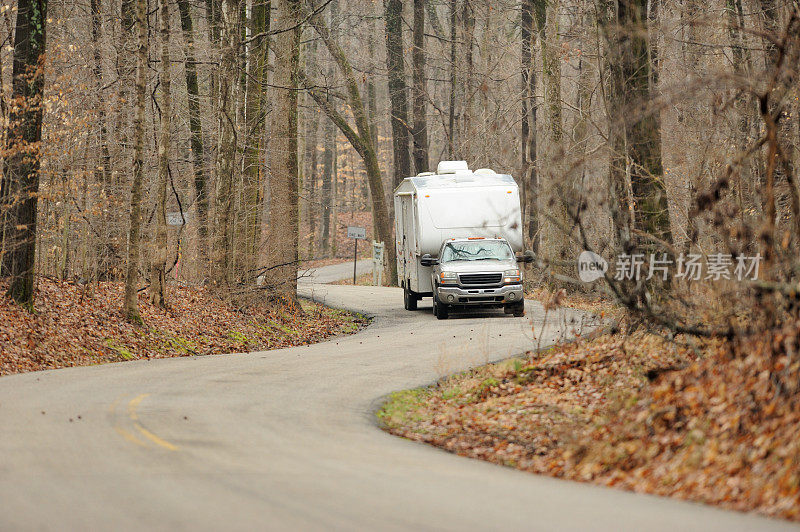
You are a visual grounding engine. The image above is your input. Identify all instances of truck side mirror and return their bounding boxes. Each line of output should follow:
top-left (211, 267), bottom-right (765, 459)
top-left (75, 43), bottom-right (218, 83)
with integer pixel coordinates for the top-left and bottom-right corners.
top-left (420, 254), bottom-right (438, 267)
top-left (518, 250), bottom-right (535, 264)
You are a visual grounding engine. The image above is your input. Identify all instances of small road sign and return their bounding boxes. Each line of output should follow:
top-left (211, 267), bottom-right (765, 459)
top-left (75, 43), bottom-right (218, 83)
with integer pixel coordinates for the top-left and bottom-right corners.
top-left (167, 212), bottom-right (188, 226)
top-left (347, 226), bottom-right (366, 240)
top-left (347, 226), bottom-right (367, 284)
top-left (372, 241), bottom-right (385, 286)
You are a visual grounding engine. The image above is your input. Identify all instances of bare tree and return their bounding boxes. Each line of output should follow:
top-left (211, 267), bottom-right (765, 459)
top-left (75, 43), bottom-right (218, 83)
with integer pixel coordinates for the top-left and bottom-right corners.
top-left (602, 0), bottom-right (671, 251)
top-left (150, 0), bottom-right (174, 307)
top-left (91, 0), bottom-right (116, 280)
top-left (411, 0), bottom-right (429, 174)
top-left (123, 0), bottom-right (148, 322)
top-left (0, 0), bottom-right (48, 307)
top-left (384, 0), bottom-right (412, 185)
top-left (177, 0), bottom-right (210, 273)
top-left (212, 0), bottom-right (240, 286)
top-left (520, 0), bottom-right (541, 252)
top-left (243, 0), bottom-right (271, 274)
top-left (265, 0), bottom-right (302, 302)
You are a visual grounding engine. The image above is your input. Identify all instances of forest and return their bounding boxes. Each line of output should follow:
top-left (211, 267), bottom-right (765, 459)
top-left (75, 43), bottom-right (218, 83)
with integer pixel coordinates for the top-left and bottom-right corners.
top-left (0, 0), bottom-right (795, 323)
top-left (0, 0), bottom-right (800, 523)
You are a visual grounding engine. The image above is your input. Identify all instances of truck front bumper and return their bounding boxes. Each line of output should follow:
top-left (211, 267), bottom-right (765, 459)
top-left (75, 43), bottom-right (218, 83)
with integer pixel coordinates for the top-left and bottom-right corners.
top-left (436, 284), bottom-right (523, 305)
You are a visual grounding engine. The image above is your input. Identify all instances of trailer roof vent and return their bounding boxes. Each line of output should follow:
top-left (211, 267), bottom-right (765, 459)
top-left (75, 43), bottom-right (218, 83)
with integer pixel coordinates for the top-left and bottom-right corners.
top-left (474, 168), bottom-right (496, 176)
top-left (416, 171), bottom-right (435, 177)
top-left (453, 171), bottom-right (475, 183)
top-left (436, 160), bottom-right (469, 175)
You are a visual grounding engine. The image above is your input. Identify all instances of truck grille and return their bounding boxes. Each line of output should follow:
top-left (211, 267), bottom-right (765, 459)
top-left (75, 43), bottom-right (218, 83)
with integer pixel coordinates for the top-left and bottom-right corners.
top-left (459, 273), bottom-right (502, 286)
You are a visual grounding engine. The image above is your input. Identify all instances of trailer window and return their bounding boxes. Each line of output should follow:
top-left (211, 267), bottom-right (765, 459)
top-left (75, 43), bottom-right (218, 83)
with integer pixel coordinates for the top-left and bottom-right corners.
top-left (441, 241), bottom-right (513, 262)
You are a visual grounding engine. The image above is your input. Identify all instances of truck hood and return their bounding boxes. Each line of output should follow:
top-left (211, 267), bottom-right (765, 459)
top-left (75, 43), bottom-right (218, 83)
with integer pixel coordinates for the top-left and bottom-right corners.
top-left (439, 259), bottom-right (518, 273)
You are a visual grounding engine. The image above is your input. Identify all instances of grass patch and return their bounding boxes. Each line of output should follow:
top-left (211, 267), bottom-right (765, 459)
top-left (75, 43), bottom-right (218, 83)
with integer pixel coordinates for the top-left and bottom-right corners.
top-left (376, 388), bottom-right (432, 430)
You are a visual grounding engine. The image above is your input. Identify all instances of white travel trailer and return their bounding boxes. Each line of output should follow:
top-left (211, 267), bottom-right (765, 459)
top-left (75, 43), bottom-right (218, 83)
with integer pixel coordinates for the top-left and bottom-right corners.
top-left (393, 161), bottom-right (524, 304)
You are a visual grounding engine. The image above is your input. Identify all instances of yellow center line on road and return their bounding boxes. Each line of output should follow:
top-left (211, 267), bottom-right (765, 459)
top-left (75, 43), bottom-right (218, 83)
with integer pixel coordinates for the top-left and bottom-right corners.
top-left (128, 393), bottom-right (148, 421)
top-left (115, 426), bottom-right (148, 447)
top-left (109, 394), bottom-right (148, 448)
top-left (133, 422), bottom-right (179, 451)
top-left (109, 393), bottom-right (179, 452)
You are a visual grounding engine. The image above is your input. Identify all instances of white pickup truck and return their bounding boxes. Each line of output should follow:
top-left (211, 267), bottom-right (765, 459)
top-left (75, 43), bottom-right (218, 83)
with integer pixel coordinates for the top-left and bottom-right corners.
top-left (393, 161), bottom-right (533, 319)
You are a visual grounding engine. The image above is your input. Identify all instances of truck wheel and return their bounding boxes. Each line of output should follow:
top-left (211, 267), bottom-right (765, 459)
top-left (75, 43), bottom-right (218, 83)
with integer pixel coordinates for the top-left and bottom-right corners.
top-left (403, 285), bottom-right (418, 311)
top-left (510, 301), bottom-right (525, 317)
top-left (434, 293), bottom-right (449, 320)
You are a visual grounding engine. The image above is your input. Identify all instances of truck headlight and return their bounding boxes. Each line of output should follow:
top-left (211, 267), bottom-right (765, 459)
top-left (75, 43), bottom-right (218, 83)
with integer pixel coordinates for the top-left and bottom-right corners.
top-left (504, 269), bottom-right (521, 284)
top-left (440, 271), bottom-right (458, 285)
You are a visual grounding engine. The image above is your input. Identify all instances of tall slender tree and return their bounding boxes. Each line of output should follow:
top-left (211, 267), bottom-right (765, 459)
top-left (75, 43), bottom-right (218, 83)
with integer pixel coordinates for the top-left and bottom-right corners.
top-left (320, 0), bottom-right (338, 256)
top-left (177, 0), bottom-right (210, 273)
top-left (213, 0), bottom-right (240, 285)
top-left (602, 0), bottom-right (671, 249)
top-left (384, 0), bottom-right (412, 185)
top-left (91, 0), bottom-right (115, 279)
top-left (0, 0), bottom-right (48, 306)
top-left (520, 0), bottom-right (540, 251)
top-left (123, 0), bottom-right (148, 321)
top-left (538, 0), bottom-right (567, 267)
top-left (447, 0), bottom-right (457, 157)
top-left (150, 0), bottom-right (173, 307)
top-left (243, 0), bottom-right (271, 274)
top-left (411, 0), bottom-right (429, 174)
top-left (265, 0), bottom-right (302, 301)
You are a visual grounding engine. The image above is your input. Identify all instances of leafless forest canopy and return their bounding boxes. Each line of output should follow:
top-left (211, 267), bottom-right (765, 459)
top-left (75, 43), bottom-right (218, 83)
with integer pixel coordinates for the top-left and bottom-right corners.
top-left (0, 0), bottom-right (798, 335)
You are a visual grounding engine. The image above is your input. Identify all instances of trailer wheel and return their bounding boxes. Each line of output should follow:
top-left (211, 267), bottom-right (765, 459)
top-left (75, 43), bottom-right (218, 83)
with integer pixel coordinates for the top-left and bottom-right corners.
top-left (433, 293), bottom-right (449, 320)
top-left (403, 285), bottom-right (418, 311)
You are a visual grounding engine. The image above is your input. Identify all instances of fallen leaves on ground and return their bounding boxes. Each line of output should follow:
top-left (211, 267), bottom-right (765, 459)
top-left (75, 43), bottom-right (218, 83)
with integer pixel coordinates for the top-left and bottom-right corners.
top-left (0, 278), bottom-right (368, 377)
top-left (379, 329), bottom-right (800, 521)
top-left (525, 286), bottom-right (621, 318)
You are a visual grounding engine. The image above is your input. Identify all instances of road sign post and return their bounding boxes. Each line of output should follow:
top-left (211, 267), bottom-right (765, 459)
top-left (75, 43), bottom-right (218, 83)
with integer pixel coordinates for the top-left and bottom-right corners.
top-left (166, 212), bottom-right (188, 226)
top-left (372, 241), bottom-right (385, 286)
top-left (347, 226), bottom-right (366, 284)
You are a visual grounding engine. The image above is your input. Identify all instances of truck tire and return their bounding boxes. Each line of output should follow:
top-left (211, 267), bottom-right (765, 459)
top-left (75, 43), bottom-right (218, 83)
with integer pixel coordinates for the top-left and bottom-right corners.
top-left (403, 285), bottom-right (418, 311)
top-left (433, 293), bottom-right (449, 320)
top-left (509, 301), bottom-right (525, 317)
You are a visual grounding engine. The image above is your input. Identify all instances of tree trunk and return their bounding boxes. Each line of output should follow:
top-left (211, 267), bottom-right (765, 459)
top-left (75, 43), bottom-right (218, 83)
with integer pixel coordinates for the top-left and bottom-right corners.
top-left (425, 0), bottom-right (444, 39)
top-left (150, 0), bottom-right (172, 307)
top-left (305, 111), bottom-right (319, 259)
top-left (304, 32), bottom-right (320, 259)
top-left (448, 0), bottom-right (457, 157)
top-left (243, 0), bottom-right (270, 276)
top-left (0, 0), bottom-right (47, 307)
top-left (460, 0), bottom-right (474, 157)
top-left (265, 0), bottom-right (301, 302)
top-left (205, 0), bottom-right (222, 132)
top-left (538, 0), bottom-right (568, 268)
top-left (411, 0), bottom-right (429, 174)
top-left (320, 0), bottom-right (338, 257)
top-left (520, 0), bottom-right (539, 252)
top-left (621, 0), bottom-right (671, 242)
top-left (602, 0), bottom-right (672, 251)
top-left (177, 0), bottom-right (210, 276)
top-left (213, 0), bottom-right (239, 286)
top-left (123, 0), bottom-right (147, 321)
top-left (321, 111), bottom-right (335, 255)
top-left (384, 0), bottom-right (412, 185)
top-left (91, 0), bottom-right (115, 280)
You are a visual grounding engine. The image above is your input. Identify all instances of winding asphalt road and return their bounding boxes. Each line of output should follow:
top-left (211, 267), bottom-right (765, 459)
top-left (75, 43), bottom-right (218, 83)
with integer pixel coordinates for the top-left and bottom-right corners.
top-left (0, 263), bottom-right (795, 531)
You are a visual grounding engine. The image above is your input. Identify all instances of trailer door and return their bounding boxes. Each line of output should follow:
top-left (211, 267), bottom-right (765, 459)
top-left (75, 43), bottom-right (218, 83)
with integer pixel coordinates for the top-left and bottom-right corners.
top-left (399, 194), bottom-right (418, 291)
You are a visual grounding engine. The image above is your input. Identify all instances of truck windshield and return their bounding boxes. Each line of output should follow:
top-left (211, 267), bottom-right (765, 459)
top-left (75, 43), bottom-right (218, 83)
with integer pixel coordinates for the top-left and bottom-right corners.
top-left (441, 241), bottom-right (513, 262)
